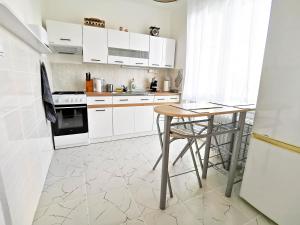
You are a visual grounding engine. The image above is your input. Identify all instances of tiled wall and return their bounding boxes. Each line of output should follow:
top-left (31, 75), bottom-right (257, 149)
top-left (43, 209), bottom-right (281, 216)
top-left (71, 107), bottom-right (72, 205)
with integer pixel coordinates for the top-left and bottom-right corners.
top-left (50, 58), bottom-right (178, 91)
top-left (0, 26), bottom-right (54, 225)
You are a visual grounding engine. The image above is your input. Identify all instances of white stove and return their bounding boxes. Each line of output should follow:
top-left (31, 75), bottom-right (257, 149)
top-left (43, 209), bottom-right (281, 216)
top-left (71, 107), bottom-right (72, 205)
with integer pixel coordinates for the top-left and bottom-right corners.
top-left (51, 91), bottom-right (89, 149)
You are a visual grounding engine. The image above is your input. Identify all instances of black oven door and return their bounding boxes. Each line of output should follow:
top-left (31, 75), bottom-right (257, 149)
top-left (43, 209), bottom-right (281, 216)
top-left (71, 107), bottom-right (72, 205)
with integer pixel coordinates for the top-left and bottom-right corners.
top-left (52, 104), bottom-right (88, 136)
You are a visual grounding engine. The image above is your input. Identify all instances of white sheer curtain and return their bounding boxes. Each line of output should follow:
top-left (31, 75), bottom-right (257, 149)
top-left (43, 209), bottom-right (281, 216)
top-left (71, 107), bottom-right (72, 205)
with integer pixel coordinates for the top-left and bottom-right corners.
top-left (183, 0), bottom-right (272, 104)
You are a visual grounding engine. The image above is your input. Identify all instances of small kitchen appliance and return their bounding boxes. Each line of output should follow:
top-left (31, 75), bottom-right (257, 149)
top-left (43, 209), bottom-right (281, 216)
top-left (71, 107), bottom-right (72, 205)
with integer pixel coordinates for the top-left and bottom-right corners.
top-left (106, 84), bottom-right (113, 92)
top-left (51, 91), bottom-right (88, 149)
top-left (163, 80), bottom-right (171, 92)
top-left (94, 78), bottom-right (105, 92)
top-left (150, 77), bottom-right (158, 92)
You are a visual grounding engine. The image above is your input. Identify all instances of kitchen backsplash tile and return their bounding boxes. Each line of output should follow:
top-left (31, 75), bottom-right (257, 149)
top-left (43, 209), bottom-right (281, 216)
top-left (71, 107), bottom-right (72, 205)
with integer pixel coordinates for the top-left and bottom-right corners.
top-left (50, 62), bottom-right (178, 92)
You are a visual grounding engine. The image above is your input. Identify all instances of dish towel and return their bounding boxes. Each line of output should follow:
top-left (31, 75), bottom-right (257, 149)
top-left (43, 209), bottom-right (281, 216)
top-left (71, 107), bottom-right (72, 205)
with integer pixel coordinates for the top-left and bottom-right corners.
top-left (41, 62), bottom-right (57, 123)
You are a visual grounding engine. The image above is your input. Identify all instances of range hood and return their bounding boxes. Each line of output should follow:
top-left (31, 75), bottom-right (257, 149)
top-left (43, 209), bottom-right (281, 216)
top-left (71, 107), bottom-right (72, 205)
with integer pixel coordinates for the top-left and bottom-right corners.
top-left (49, 44), bottom-right (82, 55)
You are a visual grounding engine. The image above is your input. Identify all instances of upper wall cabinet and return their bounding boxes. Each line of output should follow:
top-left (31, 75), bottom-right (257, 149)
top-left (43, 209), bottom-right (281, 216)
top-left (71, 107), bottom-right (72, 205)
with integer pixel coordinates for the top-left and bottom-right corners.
top-left (149, 36), bottom-right (176, 68)
top-left (83, 26), bottom-right (107, 64)
top-left (108, 29), bottom-right (130, 49)
top-left (149, 36), bottom-right (164, 67)
top-left (128, 33), bottom-right (150, 67)
top-left (130, 33), bottom-right (149, 51)
top-left (46, 20), bottom-right (82, 47)
top-left (162, 38), bottom-right (176, 68)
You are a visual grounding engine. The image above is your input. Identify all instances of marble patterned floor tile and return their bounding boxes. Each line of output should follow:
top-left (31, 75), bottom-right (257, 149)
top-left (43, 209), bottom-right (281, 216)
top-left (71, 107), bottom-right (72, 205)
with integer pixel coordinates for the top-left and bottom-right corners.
top-left (33, 197), bottom-right (89, 225)
top-left (183, 191), bottom-right (249, 225)
top-left (128, 180), bottom-right (180, 216)
top-left (118, 217), bottom-right (146, 225)
top-left (33, 135), bottom-right (258, 225)
top-left (142, 202), bottom-right (203, 225)
top-left (215, 183), bottom-right (259, 220)
top-left (85, 169), bottom-right (126, 195)
top-left (244, 214), bottom-right (277, 225)
top-left (170, 172), bottom-right (212, 202)
top-left (38, 175), bottom-right (86, 207)
top-left (87, 187), bottom-right (141, 225)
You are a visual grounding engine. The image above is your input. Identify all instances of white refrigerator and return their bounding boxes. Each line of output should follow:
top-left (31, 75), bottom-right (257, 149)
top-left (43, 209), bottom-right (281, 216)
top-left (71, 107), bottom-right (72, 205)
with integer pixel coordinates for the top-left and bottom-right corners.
top-left (240, 1), bottom-right (300, 225)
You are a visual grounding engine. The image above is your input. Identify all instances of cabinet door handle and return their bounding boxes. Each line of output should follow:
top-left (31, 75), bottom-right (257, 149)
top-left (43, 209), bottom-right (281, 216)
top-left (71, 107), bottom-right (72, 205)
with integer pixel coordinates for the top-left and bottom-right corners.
top-left (152, 63), bottom-right (159, 66)
top-left (165, 65), bottom-right (172, 67)
top-left (91, 58), bottom-right (101, 62)
top-left (58, 52), bottom-right (75, 55)
top-left (96, 109), bottom-right (106, 112)
top-left (95, 100), bottom-right (105, 102)
top-left (157, 98), bottom-right (165, 101)
top-left (141, 99), bottom-right (150, 101)
top-left (170, 97), bottom-right (178, 99)
top-left (114, 60), bottom-right (124, 63)
top-left (60, 38), bottom-right (71, 41)
top-left (135, 62), bottom-right (143, 65)
top-left (119, 99), bottom-right (128, 101)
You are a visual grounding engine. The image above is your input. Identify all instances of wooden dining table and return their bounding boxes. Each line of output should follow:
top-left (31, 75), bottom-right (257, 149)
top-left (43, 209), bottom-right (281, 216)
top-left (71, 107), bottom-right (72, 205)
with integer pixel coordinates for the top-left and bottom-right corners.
top-left (154, 102), bottom-right (255, 210)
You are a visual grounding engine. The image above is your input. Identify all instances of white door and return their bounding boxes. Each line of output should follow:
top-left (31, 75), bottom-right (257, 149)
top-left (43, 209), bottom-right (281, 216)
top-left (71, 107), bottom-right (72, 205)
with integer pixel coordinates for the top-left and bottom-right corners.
top-left (108, 29), bottom-right (130, 49)
top-left (113, 107), bottom-right (135, 135)
top-left (130, 33), bottom-right (149, 51)
top-left (83, 26), bottom-right (108, 64)
top-left (134, 106), bottom-right (154, 132)
top-left (46, 20), bottom-right (82, 46)
top-left (162, 38), bottom-right (176, 68)
top-left (149, 36), bottom-right (164, 67)
top-left (88, 108), bottom-right (113, 139)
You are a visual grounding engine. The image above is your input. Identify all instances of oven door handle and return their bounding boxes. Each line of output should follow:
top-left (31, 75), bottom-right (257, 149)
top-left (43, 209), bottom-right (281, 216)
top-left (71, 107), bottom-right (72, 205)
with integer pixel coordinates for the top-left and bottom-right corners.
top-left (55, 106), bottom-right (87, 109)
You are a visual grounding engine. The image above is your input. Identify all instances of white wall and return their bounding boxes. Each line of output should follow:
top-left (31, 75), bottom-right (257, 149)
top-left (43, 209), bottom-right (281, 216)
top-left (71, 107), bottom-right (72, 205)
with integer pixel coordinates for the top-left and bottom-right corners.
top-left (170, 0), bottom-right (187, 70)
top-left (2, 0), bottom-right (42, 25)
top-left (0, 1), bottom-right (54, 225)
top-left (42, 0), bottom-right (173, 36)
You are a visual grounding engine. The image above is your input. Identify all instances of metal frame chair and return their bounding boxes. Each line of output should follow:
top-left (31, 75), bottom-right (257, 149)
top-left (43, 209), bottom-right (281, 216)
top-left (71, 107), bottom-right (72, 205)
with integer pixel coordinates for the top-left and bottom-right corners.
top-left (152, 114), bottom-right (209, 197)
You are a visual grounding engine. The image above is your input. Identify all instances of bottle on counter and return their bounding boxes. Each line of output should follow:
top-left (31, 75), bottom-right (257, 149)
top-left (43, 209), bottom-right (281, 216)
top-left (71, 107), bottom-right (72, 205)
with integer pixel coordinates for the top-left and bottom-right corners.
top-left (129, 78), bottom-right (136, 92)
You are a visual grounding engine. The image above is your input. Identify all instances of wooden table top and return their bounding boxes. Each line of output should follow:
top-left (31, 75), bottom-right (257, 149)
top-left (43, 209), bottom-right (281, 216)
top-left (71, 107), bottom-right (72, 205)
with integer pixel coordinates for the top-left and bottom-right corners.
top-left (154, 102), bottom-right (253, 117)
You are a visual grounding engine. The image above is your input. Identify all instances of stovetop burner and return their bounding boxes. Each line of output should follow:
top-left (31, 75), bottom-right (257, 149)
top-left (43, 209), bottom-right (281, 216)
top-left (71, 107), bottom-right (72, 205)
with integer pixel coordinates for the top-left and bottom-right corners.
top-left (52, 91), bottom-right (85, 95)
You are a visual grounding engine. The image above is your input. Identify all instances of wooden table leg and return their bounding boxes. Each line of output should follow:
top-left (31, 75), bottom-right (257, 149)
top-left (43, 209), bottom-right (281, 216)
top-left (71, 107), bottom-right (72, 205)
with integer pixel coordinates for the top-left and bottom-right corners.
top-left (159, 115), bottom-right (172, 210)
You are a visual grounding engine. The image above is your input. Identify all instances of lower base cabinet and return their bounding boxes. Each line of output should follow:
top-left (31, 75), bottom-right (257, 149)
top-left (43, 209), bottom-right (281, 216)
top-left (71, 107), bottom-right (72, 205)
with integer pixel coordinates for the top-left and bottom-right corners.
top-left (135, 106), bottom-right (154, 132)
top-left (113, 107), bottom-right (135, 135)
top-left (88, 108), bottom-right (113, 139)
top-left (88, 95), bottom-right (179, 139)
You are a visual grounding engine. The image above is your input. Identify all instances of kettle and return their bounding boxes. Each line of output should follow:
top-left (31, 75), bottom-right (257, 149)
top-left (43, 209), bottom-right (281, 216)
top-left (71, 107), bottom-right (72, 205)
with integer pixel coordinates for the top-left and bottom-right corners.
top-left (94, 78), bottom-right (105, 92)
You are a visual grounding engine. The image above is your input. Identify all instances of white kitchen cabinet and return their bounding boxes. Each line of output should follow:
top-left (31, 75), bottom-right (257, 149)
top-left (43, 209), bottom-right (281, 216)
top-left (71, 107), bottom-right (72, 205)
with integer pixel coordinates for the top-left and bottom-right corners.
top-left (129, 58), bottom-right (148, 67)
top-left (149, 36), bottom-right (164, 67)
top-left (149, 36), bottom-right (176, 68)
top-left (88, 108), bottom-right (113, 139)
top-left (108, 29), bottom-right (129, 49)
top-left (113, 107), bottom-right (135, 135)
top-left (107, 55), bottom-right (130, 65)
top-left (83, 26), bottom-right (107, 64)
top-left (162, 38), bottom-right (176, 68)
top-left (134, 106), bottom-right (154, 132)
top-left (128, 33), bottom-right (149, 67)
top-left (46, 20), bottom-right (82, 47)
top-left (130, 33), bottom-right (149, 51)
